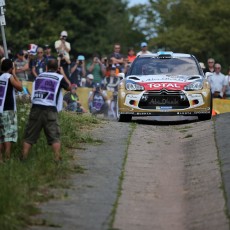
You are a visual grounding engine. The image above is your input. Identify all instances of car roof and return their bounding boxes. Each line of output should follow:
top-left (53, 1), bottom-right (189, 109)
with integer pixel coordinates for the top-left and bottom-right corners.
top-left (137, 52), bottom-right (192, 58)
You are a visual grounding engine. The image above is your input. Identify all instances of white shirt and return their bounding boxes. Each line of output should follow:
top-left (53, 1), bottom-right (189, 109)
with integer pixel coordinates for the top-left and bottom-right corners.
top-left (54, 40), bottom-right (71, 60)
top-left (208, 72), bottom-right (228, 93)
top-left (225, 75), bottom-right (230, 95)
top-left (136, 50), bottom-right (152, 56)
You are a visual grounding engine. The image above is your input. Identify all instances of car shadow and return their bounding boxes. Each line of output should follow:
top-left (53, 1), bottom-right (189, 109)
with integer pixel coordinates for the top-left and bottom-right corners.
top-left (131, 116), bottom-right (201, 126)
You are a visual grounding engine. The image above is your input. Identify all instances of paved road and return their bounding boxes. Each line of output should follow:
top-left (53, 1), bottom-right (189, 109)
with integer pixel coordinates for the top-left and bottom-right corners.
top-left (29, 115), bottom-right (230, 230)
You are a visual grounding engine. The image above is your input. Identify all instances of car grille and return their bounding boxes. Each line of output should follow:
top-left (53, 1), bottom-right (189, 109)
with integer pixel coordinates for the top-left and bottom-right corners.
top-left (138, 89), bottom-right (190, 109)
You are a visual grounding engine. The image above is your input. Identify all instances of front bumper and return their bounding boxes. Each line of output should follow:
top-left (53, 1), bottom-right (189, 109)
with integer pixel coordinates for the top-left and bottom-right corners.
top-left (118, 89), bottom-right (211, 116)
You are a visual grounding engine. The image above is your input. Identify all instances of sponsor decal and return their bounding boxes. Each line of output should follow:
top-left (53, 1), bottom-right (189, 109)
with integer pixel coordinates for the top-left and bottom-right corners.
top-left (139, 82), bottom-right (189, 90)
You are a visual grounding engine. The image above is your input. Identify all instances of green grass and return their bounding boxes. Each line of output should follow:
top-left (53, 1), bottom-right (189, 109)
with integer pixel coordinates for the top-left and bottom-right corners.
top-left (0, 101), bottom-right (100, 230)
top-left (108, 122), bottom-right (136, 229)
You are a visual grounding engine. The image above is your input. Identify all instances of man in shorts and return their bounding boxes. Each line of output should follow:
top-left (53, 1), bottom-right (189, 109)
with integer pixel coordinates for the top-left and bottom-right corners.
top-left (0, 59), bottom-right (22, 161)
top-left (22, 59), bottom-right (71, 161)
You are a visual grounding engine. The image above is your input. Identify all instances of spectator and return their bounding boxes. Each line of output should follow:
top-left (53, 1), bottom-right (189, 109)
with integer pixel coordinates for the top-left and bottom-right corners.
top-left (136, 42), bottom-right (152, 56)
top-left (88, 83), bottom-right (109, 117)
top-left (85, 74), bottom-right (95, 88)
top-left (199, 62), bottom-right (206, 73)
top-left (63, 84), bottom-right (86, 113)
top-left (14, 50), bottom-right (29, 81)
top-left (104, 67), bottom-right (119, 92)
top-left (203, 58), bottom-right (215, 74)
top-left (0, 59), bottom-right (22, 161)
top-left (54, 31), bottom-right (71, 62)
top-left (57, 50), bottom-right (71, 79)
top-left (70, 55), bottom-right (86, 86)
top-left (27, 44), bottom-right (38, 81)
top-left (0, 45), bottom-right (4, 59)
top-left (32, 47), bottom-right (46, 78)
top-left (44, 44), bottom-right (56, 62)
top-left (22, 59), bottom-right (71, 162)
top-left (108, 43), bottom-right (124, 73)
top-left (208, 63), bottom-right (227, 98)
top-left (123, 55), bottom-right (131, 74)
top-left (87, 54), bottom-right (106, 84)
top-left (225, 68), bottom-right (230, 99)
top-left (127, 47), bottom-right (136, 63)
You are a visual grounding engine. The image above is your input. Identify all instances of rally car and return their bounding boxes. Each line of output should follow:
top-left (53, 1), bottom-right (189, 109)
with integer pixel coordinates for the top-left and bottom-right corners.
top-left (117, 52), bottom-right (212, 122)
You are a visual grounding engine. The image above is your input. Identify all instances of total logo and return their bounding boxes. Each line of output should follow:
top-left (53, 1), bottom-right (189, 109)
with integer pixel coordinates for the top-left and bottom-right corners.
top-left (147, 83), bottom-right (181, 88)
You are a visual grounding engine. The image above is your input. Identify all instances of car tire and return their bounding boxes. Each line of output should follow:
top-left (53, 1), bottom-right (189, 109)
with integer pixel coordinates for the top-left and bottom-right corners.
top-left (198, 113), bottom-right (212, 121)
top-left (117, 114), bottom-right (132, 122)
top-left (198, 94), bottom-right (212, 121)
top-left (116, 99), bottom-right (132, 122)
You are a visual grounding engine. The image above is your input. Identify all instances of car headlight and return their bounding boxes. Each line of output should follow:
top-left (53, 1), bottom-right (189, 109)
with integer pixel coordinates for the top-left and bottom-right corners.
top-left (184, 80), bottom-right (203, 91)
top-left (126, 81), bottom-right (145, 91)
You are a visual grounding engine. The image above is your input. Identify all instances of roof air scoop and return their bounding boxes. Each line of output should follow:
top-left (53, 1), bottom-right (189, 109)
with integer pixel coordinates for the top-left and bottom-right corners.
top-left (188, 75), bottom-right (202, 81)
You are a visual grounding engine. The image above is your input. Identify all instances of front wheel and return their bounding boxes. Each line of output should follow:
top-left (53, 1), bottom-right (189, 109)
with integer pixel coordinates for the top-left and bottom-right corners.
top-left (117, 114), bottom-right (132, 122)
top-left (116, 100), bottom-right (132, 122)
top-left (198, 96), bottom-right (212, 121)
top-left (198, 113), bottom-right (212, 121)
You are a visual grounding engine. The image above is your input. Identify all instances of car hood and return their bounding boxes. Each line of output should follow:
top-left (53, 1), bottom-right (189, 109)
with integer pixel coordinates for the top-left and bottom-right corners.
top-left (126, 74), bottom-right (203, 91)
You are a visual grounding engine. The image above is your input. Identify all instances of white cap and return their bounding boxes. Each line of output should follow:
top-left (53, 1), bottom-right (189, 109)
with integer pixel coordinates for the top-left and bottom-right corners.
top-left (60, 31), bottom-right (68, 37)
top-left (199, 62), bottom-right (205, 69)
top-left (87, 74), bottom-right (94, 80)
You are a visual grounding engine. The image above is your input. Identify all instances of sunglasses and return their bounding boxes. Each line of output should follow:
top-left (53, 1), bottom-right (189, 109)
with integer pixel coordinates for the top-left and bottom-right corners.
top-left (37, 52), bottom-right (43, 54)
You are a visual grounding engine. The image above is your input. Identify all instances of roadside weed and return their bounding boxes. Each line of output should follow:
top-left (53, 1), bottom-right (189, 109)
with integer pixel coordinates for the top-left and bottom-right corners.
top-left (0, 101), bottom-right (99, 229)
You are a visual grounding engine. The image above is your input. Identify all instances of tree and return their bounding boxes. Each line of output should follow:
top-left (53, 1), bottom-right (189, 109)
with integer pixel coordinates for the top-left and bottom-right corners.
top-left (143, 0), bottom-right (230, 70)
top-left (2, 0), bottom-right (144, 58)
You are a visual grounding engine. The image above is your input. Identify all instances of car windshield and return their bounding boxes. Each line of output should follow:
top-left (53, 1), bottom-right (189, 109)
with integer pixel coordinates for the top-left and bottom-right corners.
top-left (129, 57), bottom-right (200, 76)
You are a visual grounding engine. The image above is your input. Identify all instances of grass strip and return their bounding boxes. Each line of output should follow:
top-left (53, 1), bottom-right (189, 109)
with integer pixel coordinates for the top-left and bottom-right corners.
top-left (0, 100), bottom-right (100, 230)
top-left (108, 122), bottom-right (136, 229)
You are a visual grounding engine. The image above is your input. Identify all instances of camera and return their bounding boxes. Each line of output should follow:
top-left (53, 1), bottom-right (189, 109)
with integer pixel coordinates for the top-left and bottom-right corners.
top-left (79, 60), bottom-right (83, 65)
top-left (58, 54), bottom-right (63, 58)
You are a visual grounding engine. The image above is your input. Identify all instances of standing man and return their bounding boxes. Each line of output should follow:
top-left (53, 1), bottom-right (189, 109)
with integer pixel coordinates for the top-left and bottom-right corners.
top-left (208, 63), bottom-right (228, 98)
top-left (22, 59), bottom-right (71, 161)
top-left (55, 31), bottom-right (71, 62)
top-left (0, 59), bottom-right (22, 161)
top-left (44, 44), bottom-right (56, 63)
top-left (14, 50), bottom-right (29, 81)
top-left (203, 58), bottom-right (215, 74)
top-left (136, 42), bottom-right (152, 56)
top-left (32, 47), bottom-right (46, 78)
top-left (70, 55), bottom-right (86, 86)
top-left (87, 54), bottom-right (106, 84)
top-left (108, 43), bottom-right (124, 73)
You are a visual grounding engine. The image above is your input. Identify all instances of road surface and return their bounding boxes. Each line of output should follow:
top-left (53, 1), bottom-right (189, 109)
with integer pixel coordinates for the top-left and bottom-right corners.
top-left (29, 115), bottom-right (230, 230)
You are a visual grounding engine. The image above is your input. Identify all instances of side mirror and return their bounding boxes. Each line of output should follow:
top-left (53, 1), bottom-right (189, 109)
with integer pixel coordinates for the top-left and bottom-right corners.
top-left (205, 72), bottom-right (213, 79)
top-left (117, 72), bottom-right (125, 80)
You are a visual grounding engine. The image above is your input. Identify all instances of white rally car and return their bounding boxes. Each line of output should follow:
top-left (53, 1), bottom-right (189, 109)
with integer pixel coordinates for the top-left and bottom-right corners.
top-left (117, 52), bottom-right (212, 122)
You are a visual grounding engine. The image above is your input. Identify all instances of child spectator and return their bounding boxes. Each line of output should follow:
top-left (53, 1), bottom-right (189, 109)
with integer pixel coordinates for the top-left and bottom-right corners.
top-left (63, 84), bottom-right (86, 113)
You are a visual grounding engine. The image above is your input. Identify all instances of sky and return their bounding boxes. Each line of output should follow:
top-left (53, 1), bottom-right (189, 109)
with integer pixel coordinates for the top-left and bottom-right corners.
top-left (128, 0), bottom-right (148, 7)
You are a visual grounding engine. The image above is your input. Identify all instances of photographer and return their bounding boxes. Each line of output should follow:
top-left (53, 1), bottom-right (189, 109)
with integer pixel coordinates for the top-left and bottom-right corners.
top-left (87, 54), bottom-right (106, 84)
top-left (70, 55), bottom-right (86, 86)
top-left (54, 31), bottom-right (71, 62)
top-left (57, 50), bottom-right (71, 79)
top-left (88, 83), bottom-right (109, 117)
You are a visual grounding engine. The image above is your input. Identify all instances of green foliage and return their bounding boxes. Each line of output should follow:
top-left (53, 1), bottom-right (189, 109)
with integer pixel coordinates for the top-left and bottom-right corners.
top-left (142, 0), bottom-right (230, 71)
top-left (3, 0), bottom-right (143, 57)
top-left (0, 101), bottom-right (100, 229)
